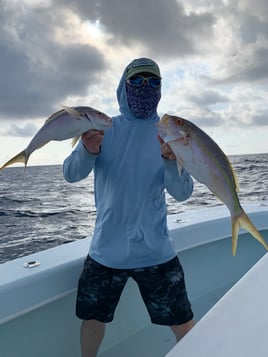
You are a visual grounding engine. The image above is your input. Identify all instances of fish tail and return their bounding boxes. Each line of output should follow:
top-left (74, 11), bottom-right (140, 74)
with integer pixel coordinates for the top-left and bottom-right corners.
top-left (0, 150), bottom-right (30, 171)
top-left (231, 210), bottom-right (268, 256)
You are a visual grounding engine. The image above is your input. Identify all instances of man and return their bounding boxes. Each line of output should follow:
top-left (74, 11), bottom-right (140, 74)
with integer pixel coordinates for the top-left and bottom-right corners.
top-left (63, 57), bottom-right (194, 357)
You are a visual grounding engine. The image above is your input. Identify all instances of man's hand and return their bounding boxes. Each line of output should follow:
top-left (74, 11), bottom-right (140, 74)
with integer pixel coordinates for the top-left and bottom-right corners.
top-left (82, 130), bottom-right (104, 154)
top-left (158, 135), bottom-right (176, 160)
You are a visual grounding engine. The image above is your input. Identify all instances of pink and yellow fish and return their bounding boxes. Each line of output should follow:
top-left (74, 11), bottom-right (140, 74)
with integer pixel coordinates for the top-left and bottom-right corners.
top-left (157, 113), bottom-right (268, 255)
top-left (0, 106), bottom-right (112, 171)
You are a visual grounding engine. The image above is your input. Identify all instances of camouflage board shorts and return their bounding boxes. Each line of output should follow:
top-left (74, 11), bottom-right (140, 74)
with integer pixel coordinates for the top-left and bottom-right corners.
top-left (76, 255), bottom-right (194, 325)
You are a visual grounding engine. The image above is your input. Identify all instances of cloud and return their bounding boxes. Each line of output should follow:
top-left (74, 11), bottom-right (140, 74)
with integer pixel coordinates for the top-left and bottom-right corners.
top-left (0, 0), bottom-right (268, 140)
top-left (186, 89), bottom-right (230, 107)
top-left (60, 0), bottom-right (216, 57)
top-left (219, 47), bottom-right (268, 83)
top-left (218, 85), bottom-right (268, 127)
top-left (252, 111), bottom-right (268, 125)
top-left (206, 1), bottom-right (268, 84)
top-left (180, 107), bottom-right (223, 127)
top-left (0, 1), bottom-right (106, 120)
top-left (3, 123), bottom-right (38, 137)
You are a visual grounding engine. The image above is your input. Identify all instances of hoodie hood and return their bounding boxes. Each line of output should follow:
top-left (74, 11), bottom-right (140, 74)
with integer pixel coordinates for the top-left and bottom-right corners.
top-left (116, 58), bottom-right (161, 122)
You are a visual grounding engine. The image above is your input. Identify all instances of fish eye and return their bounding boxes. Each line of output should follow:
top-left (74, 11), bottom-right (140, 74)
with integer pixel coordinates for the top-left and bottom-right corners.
top-left (175, 118), bottom-right (182, 125)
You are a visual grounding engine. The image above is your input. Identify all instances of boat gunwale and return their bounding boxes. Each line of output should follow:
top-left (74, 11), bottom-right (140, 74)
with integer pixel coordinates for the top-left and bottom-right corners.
top-left (1, 202), bottom-right (268, 325)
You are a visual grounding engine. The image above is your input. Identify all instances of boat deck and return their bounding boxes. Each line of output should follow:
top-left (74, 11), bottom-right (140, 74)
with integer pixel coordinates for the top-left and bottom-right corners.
top-left (167, 250), bottom-right (268, 357)
top-left (0, 203), bottom-right (267, 356)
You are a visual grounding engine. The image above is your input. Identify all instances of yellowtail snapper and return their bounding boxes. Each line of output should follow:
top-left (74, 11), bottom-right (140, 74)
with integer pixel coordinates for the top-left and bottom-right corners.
top-left (0, 106), bottom-right (112, 172)
top-left (157, 114), bottom-right (268, 255)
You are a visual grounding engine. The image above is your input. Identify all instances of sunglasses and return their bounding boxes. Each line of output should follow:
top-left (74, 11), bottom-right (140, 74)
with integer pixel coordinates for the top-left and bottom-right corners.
top-left (126, 75), bottom-right (161, 89)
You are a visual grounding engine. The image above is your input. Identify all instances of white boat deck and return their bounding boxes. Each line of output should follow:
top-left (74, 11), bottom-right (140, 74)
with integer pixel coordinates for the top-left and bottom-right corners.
top-left (0, 202), bottom-right (267, 356)
top-left (167, 251), bottom-right (268, 357)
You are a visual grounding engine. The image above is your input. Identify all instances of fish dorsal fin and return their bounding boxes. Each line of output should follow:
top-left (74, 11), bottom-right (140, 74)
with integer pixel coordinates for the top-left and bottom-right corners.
top-left (61, 105), bottom-right (81, 119)
top-left (71, 136), bottom-right (80, 147)
top-left (45, 109), bottom-right (64, 125)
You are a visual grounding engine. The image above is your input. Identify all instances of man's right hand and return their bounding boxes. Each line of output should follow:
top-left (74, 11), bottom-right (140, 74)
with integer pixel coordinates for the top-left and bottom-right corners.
top-left (82, 130), bottom-right (104, 154)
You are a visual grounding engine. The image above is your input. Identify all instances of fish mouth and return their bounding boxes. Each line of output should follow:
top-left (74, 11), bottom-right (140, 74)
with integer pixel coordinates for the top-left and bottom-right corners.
top-left (159, 113), bottom-right (170, 124)
top-left (157, 126), bottom-right (184, 143)
top-left (156, 113), bottom-right (170, 130)
top-left (157, 115), bottom-right (185, 143)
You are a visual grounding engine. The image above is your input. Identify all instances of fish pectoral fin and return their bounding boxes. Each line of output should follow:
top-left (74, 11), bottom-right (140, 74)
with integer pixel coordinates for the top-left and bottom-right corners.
top-left (231, 210), bottom-right (268, 256)
top-left (61, 105), bottom-right (81, 119)
top-left (0, 150), bottom-right (29, 171)
top-left (176, 160), bottom-right (183, 176)
top-left (176, 157), bottom-right (185, 176)
top-left (179, 130), bottom-right (190, 145)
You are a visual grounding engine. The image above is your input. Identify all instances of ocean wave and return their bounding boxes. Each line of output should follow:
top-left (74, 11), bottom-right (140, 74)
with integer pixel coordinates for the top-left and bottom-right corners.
top-left (0, 153), bottom-right (267, 264)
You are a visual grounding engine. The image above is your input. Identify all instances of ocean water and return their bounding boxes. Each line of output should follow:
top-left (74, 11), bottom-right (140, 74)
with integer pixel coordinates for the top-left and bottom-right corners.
top-left (0, 153), bottom-right (267, 264)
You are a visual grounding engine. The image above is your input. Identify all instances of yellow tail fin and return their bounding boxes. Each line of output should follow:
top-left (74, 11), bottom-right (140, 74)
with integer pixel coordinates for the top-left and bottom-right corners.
top-left (0, 150), bottom-right (29, 171)
top-left (232, 210), bottom-right (268, 256)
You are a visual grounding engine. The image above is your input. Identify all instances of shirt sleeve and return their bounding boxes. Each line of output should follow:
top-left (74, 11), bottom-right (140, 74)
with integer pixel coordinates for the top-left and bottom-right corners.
top-left (163, 158), bottom-right (193, 201)
top-left (63, 140), bottom-right (98, 183)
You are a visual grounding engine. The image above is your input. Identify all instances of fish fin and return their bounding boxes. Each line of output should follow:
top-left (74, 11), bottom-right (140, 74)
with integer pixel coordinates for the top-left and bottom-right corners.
top-left (176, 160), bottom-right (183, 176)
top-left (231, 210), bottom-right (268, 256)
top-left (45, 109), bottom-right (64, 125)
top-left (61, 105), bottom-right (81, 119)
top-left (175, 154), bottom-right (185, 176)
top-left (0, 150), bottom-right (29, 172)
top-left (71, 136), bottom-right (80, 147)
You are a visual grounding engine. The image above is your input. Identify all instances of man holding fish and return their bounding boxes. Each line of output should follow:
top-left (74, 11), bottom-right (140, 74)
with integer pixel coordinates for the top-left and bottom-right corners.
top-left (63, 58), bottom-right (195, 356)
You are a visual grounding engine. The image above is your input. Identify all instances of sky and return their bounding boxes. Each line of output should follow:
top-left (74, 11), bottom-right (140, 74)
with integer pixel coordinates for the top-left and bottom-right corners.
top-left (0, 0), bottom-right (268, 167)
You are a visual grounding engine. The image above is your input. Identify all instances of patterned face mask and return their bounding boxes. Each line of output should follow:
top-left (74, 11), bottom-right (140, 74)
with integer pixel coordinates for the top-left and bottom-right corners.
top-left (126, 83), bottom-right (161, 119)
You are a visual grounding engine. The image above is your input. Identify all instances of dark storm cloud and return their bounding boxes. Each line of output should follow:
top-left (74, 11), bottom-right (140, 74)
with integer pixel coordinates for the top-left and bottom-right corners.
top-left (240, 14), bottom-right (268, 44)
top-left (209, 0), bottom-right (268, 84)
top-left (0, 1), bottom-right (106, 120)
top-left (184, 109), bottom-right (223, 128)
top-left (1, 0), bottom-right (268, 129)
top-left (187, 89), bottom-right (230, 107)
top-left (211, 46), bottom-right (268, 84)
top-left (61, 0), bottom-right (216, 56)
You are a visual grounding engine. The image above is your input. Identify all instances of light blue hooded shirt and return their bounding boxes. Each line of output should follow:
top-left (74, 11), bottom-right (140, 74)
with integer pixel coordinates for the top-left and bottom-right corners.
top-left (63, 65), bottom-right (193, 269)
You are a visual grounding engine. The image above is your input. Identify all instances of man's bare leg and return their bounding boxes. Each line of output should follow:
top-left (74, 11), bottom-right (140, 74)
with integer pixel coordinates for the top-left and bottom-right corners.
top-left (81, 319), bottom-right (105, 357)
top-left (170, 319), bottom-right (195, 342)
